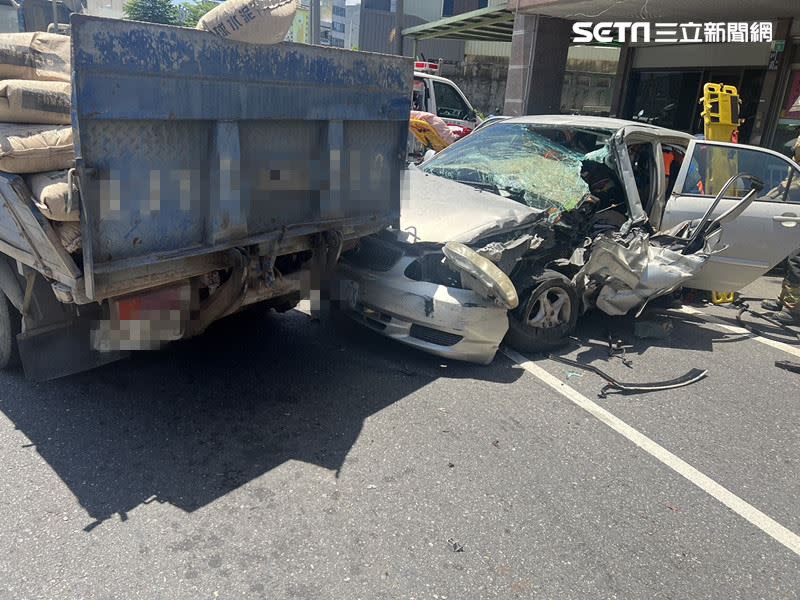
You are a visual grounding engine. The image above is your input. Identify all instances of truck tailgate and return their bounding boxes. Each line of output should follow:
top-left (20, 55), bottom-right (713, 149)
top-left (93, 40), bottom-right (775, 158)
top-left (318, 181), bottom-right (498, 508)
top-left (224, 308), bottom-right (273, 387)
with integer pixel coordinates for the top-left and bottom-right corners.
top-left (70, 15), bottom-right (411, 300)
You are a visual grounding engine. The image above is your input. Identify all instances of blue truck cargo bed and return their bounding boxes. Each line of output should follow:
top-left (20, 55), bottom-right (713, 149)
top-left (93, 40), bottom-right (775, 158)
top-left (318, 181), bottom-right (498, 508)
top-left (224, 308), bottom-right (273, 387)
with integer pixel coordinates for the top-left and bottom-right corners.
top-left (0, 15), bottom-right (411, 302)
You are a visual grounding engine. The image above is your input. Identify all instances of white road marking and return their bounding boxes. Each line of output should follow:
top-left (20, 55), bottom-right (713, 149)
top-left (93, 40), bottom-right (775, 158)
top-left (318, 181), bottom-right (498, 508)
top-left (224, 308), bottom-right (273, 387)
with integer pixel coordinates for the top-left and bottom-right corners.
top-left (674, 306), bottom-right (800, 360)
top-left (501, 347), bottom-right (800, 557)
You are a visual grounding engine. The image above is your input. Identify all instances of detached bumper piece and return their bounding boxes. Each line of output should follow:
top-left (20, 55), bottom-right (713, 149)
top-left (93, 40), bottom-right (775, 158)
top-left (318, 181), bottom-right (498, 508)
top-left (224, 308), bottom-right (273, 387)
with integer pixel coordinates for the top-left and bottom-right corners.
top-left (547, 354), bottom-right (708, 398)
top-left (775, 361), bottom-right (800, 375)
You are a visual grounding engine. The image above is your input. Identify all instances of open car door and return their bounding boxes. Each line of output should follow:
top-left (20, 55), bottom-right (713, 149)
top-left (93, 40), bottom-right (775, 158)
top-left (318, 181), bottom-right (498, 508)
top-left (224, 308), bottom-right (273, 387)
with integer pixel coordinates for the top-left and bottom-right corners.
top-left (661, 140), bottom-right (800, 291)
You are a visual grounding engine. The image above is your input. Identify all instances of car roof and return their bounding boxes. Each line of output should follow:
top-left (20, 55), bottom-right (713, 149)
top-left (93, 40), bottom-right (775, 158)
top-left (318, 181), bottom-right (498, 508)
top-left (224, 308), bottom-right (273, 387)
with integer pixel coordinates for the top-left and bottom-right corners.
top-left (501, 114), bottom-right (693, 140)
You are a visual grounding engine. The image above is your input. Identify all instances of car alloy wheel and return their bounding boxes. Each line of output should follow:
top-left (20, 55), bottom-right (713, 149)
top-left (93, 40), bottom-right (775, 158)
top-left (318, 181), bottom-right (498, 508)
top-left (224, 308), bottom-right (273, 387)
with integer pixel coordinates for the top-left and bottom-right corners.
top-left (525, 286), bottom-right (572, 329)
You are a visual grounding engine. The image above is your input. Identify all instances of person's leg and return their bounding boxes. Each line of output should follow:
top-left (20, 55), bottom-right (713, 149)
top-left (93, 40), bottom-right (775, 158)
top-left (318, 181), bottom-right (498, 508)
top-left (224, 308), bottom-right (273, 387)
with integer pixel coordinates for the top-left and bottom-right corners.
top-left (773, 250), bottom-right (800, 324)
top-left (762, 250), bottom-right (799, 313)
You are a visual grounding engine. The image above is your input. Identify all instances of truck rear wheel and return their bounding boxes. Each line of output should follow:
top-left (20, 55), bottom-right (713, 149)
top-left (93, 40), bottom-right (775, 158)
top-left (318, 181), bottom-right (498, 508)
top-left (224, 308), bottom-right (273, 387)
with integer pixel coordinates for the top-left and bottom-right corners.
top-left (0, 292), bottom-right (21, 369)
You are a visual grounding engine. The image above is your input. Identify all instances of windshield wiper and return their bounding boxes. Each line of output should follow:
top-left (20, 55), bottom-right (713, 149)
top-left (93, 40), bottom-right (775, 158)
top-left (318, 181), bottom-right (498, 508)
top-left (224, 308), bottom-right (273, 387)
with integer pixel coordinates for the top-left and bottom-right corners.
top-left (453, 180), bottom-right (527, 202)
top-left (453, 179), bottom-right (496, 191)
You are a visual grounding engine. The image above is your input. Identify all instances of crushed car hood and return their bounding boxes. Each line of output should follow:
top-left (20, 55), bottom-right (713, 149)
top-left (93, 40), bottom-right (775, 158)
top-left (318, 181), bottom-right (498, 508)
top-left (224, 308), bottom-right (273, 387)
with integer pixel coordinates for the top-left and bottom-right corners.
top-left (398, 169), bottom-right (541, 245)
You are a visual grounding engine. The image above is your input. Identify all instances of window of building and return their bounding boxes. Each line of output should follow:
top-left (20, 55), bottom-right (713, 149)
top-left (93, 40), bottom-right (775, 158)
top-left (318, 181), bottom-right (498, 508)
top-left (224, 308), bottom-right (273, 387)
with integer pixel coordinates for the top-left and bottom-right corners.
top-left (773, 44), bottom-right (800, 158)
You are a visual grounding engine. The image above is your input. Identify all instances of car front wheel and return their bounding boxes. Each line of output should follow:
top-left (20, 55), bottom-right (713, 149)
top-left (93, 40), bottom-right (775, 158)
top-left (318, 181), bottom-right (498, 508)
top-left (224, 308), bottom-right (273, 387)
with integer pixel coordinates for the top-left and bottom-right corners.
top-left (505, 271), bottom-right (578, 353)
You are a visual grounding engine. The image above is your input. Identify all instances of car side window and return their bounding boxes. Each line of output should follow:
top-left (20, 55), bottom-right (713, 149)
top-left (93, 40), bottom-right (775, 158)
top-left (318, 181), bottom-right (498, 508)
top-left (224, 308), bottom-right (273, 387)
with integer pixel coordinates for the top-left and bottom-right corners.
top-left (413, 78), bottom-right (429, 112)
top-left (433, 81), bottom-right (470, 121)
top-left (628, 142), bottom-right (657, 214)
top-left (661, 144), bottom-right (686, 198)
top-left (680, 143), bottom-right (800, 203)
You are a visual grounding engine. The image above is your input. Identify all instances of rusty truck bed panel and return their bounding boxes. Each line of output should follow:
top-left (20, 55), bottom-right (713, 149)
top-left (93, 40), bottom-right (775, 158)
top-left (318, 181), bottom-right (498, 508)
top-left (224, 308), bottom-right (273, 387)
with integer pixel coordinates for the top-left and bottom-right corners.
top-left (69, 15), bottom-right (411, 299)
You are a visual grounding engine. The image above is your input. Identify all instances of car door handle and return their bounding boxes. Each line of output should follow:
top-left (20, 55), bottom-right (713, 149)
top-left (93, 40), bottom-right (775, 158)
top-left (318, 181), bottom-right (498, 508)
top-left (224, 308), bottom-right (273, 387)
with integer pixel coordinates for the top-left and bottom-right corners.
top-left (773, 215), bottom-right (800, 223)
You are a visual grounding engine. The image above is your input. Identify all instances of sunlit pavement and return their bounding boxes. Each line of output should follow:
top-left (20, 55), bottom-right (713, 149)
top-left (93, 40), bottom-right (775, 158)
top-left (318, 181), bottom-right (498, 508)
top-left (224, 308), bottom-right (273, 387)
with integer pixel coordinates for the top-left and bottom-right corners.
top-left (0, 276), bottom-right (797, 599)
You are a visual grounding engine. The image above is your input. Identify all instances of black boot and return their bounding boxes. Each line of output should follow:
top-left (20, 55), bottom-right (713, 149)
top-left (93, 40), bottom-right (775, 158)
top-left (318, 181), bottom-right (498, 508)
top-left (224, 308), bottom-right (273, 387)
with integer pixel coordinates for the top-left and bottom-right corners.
top-left (772, 309), bottom-right (800, 326)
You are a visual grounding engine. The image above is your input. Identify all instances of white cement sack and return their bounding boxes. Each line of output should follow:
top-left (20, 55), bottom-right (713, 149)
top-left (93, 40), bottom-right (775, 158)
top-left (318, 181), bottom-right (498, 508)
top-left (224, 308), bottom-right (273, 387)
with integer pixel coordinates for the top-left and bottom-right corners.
top-left (0, 123), bottom-right (74, 173)
top-left (0, 80), bottom-right (71, 125)
top-left (197, 0), bottom-right (297, 45)
top-left (0, 32), bottom-right (71, 82)
top-left (55, 221), bottom-right (81, 253)
top-left (26, 169), bottom-right (77, 222)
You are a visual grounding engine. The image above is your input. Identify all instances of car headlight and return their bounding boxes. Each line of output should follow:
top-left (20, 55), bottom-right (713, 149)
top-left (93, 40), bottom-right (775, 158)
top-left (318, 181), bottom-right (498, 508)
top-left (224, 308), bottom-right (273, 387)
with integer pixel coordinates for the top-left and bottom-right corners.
top-left (442, 242), bottom-right (519, 310)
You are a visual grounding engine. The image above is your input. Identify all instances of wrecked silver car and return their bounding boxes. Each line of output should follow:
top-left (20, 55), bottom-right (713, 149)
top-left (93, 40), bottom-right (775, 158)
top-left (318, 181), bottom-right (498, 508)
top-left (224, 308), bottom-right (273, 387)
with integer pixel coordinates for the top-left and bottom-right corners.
top-left (335, 116), bottom-right (780, 364)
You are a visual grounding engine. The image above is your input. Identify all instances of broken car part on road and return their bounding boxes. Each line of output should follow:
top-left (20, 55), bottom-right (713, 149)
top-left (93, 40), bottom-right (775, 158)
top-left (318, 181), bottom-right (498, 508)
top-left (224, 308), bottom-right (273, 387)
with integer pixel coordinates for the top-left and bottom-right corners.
top-left (735, 302), bottom-right (800, 343)
top-left (775, 360), bottom-right (800, 374)
top-left (546, 354), bottom-right (708, 398)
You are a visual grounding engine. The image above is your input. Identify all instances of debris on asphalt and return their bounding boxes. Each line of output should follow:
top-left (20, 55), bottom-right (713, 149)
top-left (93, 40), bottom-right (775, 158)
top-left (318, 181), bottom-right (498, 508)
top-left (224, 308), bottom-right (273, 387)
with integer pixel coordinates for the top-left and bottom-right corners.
top-left (547, 354), bottom-right (708, 398)
top-left (775, 361), bottom-right (800, 374)
top-left (735, 302), bottom-right (800, 342)
top-left (492, 439), bottom-right (500, 448)
top-left (447, 538), bottom-right (465, 553)
top-left (606, 334), bottom-right (634, 368)
top-left (565, 370), bottom-right (585, 380)
top-left (634, 318), bottom-right (674, 340)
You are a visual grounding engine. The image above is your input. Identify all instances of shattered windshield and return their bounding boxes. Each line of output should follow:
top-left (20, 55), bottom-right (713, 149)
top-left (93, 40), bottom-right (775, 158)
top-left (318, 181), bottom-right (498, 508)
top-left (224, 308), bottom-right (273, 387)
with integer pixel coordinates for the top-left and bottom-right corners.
top-left (421, 123), bottom-right (613, 212)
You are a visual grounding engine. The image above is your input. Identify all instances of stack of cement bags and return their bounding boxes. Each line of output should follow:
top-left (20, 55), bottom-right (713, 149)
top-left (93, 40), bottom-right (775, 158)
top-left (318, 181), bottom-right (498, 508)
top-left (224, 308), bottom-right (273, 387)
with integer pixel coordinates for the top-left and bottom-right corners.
top-left (0, 32), bottom-right (79, 254)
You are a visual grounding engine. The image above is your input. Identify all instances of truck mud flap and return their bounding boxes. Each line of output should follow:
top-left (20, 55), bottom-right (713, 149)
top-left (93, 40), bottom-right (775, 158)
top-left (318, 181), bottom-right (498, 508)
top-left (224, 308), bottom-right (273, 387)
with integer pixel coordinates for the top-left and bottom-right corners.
top-left (17, 318), bottom-right (126, 382)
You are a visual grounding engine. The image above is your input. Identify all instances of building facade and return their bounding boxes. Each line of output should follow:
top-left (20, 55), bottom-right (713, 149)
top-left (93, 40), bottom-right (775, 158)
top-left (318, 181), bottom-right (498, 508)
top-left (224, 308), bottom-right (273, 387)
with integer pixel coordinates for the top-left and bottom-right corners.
top-left (606, 19), bottom-right (798, 150)
top-left (85, 0), bottom-right (124, 19)
top-left (287, 0), bottom-right (345, 48)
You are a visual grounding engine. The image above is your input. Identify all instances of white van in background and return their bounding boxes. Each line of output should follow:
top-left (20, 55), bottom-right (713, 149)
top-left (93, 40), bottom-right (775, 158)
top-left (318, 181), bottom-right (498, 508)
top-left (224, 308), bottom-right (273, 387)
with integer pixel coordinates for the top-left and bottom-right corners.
top-left (412, 61), bottom-right (481, 138)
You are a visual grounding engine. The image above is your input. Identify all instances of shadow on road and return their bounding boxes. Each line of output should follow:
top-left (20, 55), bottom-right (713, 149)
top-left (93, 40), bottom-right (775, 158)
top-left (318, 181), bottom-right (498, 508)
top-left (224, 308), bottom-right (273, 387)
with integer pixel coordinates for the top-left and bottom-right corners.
top-left (568, 309), bottom-right (744, 366)
top-left (0, 308), bottom-right (522, 531)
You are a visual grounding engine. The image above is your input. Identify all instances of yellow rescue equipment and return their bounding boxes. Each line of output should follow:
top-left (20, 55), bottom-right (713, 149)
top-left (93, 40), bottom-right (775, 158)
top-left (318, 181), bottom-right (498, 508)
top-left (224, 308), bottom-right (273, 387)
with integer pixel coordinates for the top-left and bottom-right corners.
top-left (700, 83), bottom-right (744, 304)
top-left (409, 118), bottom-right (451, 152)
top-left (409, 110), bottom-right (458, 154)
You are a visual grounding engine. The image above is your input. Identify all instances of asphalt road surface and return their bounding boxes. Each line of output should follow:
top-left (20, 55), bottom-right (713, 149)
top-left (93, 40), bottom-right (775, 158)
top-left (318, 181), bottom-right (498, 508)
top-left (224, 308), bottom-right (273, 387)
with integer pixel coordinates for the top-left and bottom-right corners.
top-left (0, 276), bottom-right (798, 599)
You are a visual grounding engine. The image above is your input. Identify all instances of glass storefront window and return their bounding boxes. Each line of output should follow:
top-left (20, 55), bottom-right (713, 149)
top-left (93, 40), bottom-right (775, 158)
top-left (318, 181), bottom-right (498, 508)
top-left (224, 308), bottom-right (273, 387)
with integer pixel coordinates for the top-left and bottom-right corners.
top-left (774, 44), bottom-right (800, 160)
top-left (623, 67), bottom-right (765, 141)
top-left (623, 70), bottom-right (702, 131)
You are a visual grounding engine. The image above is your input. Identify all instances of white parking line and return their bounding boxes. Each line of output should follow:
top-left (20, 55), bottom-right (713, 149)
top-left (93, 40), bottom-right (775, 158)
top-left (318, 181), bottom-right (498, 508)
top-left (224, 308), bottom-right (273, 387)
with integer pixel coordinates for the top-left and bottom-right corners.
top-left (501, 348), bottom-right (800, 557)
top-left (674, 306), bottom-right (800, 360)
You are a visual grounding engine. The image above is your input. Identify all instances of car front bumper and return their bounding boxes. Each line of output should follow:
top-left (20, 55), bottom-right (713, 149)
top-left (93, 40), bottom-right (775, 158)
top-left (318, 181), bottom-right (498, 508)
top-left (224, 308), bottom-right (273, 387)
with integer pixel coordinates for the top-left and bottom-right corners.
top-left (335, 259), bottom-right (509, 365)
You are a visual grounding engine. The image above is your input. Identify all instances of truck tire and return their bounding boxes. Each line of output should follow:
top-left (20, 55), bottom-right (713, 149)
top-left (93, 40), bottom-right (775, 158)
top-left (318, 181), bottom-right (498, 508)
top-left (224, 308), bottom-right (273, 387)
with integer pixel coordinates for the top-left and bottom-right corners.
top-left (505, 271), bottom-right (578, 353)
top-left (0, 292), bottom-right (21, 369)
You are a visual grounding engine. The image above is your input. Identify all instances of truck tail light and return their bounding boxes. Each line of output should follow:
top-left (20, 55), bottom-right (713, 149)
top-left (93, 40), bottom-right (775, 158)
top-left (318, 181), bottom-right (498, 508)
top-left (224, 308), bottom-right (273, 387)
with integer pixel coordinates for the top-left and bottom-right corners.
top-left (92, 283), bottom-right (191, 352)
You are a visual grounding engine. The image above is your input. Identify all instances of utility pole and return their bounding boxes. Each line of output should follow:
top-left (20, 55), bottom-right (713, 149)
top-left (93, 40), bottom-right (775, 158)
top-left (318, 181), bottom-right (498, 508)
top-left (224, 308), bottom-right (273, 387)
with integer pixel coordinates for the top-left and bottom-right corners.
top-left (394, 0), bottom-right (404, 55)
top-left (311, 0), bottom-right (321, 45)
top-left (50, 0), bottom-right (59, 32)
